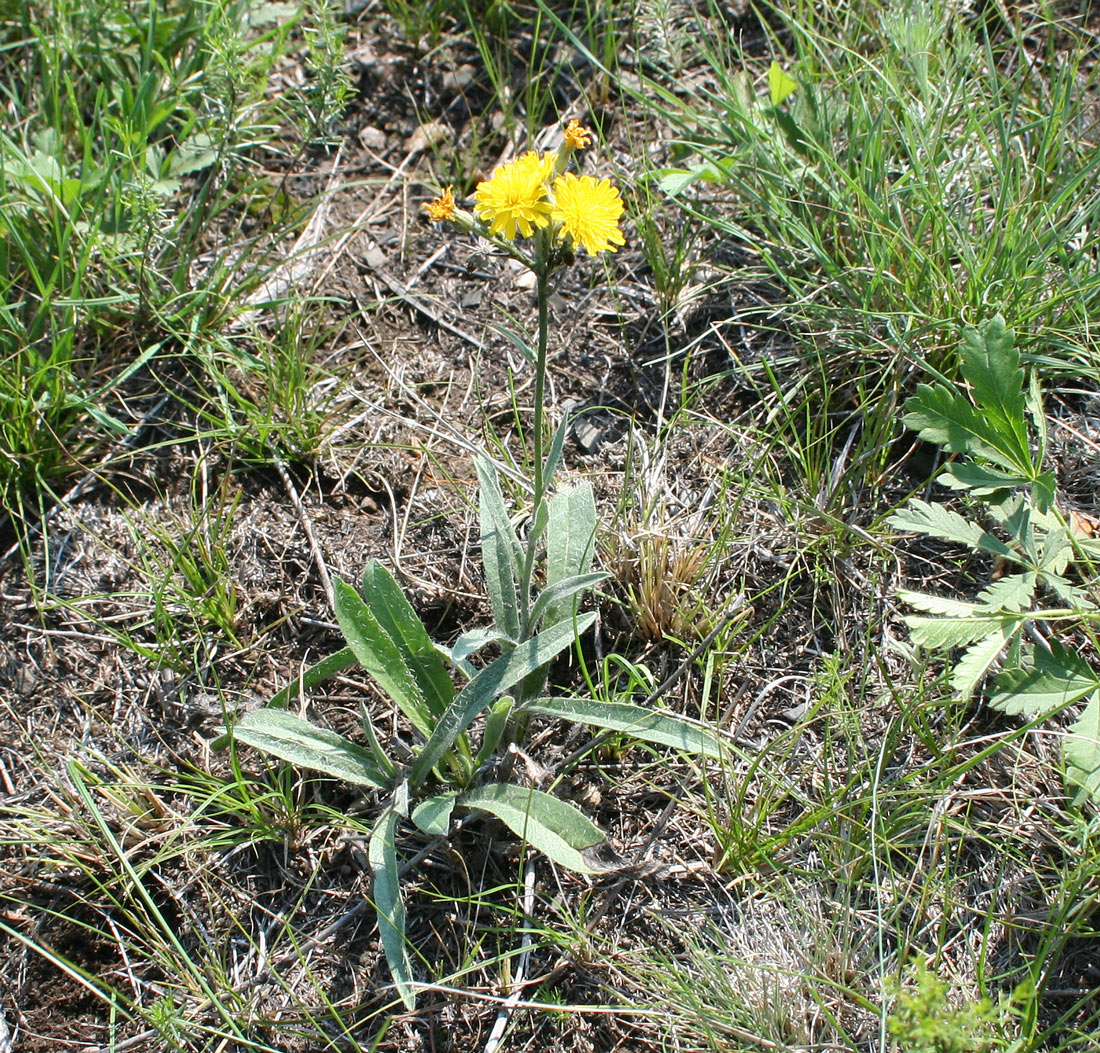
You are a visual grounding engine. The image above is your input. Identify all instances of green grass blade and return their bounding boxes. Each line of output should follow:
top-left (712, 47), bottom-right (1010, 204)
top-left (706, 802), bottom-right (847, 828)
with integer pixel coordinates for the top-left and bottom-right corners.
top-left (267, 646), bottom-right (357, 710)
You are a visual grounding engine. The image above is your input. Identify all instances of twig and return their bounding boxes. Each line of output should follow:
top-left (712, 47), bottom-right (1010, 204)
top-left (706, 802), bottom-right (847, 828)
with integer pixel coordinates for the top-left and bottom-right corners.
top-left (482, 859), bottom-right (537, 1053)
top-left (267, 442), bottom-right (334, 611)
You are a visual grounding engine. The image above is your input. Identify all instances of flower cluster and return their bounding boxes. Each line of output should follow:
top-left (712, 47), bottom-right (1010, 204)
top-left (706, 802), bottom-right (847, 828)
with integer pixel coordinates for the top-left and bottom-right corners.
top-left (423, 120), bottom-right (625, 259)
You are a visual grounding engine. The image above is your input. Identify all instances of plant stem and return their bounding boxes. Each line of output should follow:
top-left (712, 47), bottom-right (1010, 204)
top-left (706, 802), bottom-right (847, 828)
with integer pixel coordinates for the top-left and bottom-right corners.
top-left (533, 263), bottom-right (549, 511)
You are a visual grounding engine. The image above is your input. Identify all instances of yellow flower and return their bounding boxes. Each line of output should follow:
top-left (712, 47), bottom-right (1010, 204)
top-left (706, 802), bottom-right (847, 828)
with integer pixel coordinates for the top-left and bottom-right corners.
top-left (563, 120), bottom-right (593, 151)
top-left (424, 186), bottom-right (456, 222)
top-left (551, 173), bottom-right (625, 256)
top-left (474, 151), bottom-right (554, 240)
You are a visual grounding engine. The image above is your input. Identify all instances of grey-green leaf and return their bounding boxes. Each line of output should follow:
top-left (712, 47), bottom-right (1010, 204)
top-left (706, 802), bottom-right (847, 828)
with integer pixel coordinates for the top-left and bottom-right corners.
top-left (476, 458), bottom-right (524, 640)
top-left (231, 710), bottom-right (388, 790)
top-left (369, 810), bottom-right (415, 1009)
top-left (412, 792), bottom-right (456, 836)
top-left (889, 499), bottom-right (1012, 558)
top-left (518, 696), bottom-right (725, 760)
top-left (409, 614), bottom-right (595, 786)
top-left (334, 576), bottom-right (432, 738)
top-left (904, 613), bottom-right (1008, 651)
top-left (951, 626), bottom-right (1018, 699)
top-left (459, 783), bottom-right (605, 874)
top-left (976, 573), bottom-right (1036, 613)
top-left (362, 560), bottom-right (455, 716)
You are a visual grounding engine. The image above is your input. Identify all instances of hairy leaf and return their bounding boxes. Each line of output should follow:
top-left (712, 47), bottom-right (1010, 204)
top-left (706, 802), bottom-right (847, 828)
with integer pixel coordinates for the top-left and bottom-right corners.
top-left (898, 590), bottom-right (982, 618)
top-left (369, 810), bottom-right (415, 1009)
top-left (231, 710), bottom-right (388, 790)
top-left (518, 697), bottom-right (725, 759)
top-left (409, 614), bottom-right (595, 786)
top-left (334, 577), bottom-right (431, 738)
top-left (476, 458), bottom-right (524, 641)
top-left (951, 625), bottom-right (1019, 699)
top-left (460, 783), bottom-right (605, 874)
top-left (411, 792), bottom-right (456, 836)
top-left (543, 483), bottom-right (599, 628)
top-left (362, 561), bottom-right (454, 716)
top-left (991, 643), bottom-right (1100, 716)
top-left (905, 612), bottom-right (1011, 651)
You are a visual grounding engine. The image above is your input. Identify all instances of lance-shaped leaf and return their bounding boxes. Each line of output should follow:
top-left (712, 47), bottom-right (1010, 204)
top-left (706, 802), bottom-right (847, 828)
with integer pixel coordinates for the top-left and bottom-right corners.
top-left (361, 560), bottom-right (454, 716)
top-left (476, 458), bottom-right (523, 641)
top-left (230, 710), bottom-right (388, 790)
top-left (518, 696), bottom-right (725, 760)
top-left (334, 576), bottom-right (432, 738)
top-left (543, 483), bottom-right (599, 628)
top-left (412, 792), bottom-right (456, 836)
top-left (460, 783), bottom-right (606, 874)
top-left (527, 572), bottom-right (607, 632)
top-left (409, 613), bottom-right (595, 786)
top-left (369, 809), bottom-right (415, 1009)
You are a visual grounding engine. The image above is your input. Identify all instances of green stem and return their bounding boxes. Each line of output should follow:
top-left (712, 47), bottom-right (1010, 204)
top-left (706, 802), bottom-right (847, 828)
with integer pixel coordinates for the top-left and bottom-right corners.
top-left (533, 263), bottom-right (550, 511)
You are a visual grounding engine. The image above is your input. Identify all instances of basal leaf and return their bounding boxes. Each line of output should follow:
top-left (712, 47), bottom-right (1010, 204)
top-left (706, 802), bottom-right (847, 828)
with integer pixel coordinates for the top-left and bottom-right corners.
top-left (1065, 695), bottom-right (1100, 805)
top-left (411, 792), bottom-right (456, 836)
top-left (767, 61), bottom-right (799, 106)
top-left (409, 614), bottom-right (596, 787)
top-left (459, 783), bottom-right (606, 874)
top-left (518, 697), bottom-right (725, 759)
top-left (991, 643), bottom-right (1100, 717)
top-left (903, 385), bottom-right (1026, 475)
top-left (528, 572), bottom-right (607, 632)
top-left (904, 612), bottom-right (1008, 651)
top-left (362, 561), bottom-right (455, 717)
top-left (334, 577), bottom-right (431, 738)
top-left (231, 710), bottom-right (389, 790)
top-left (543, 483), bottom-right (599, 628)
top-left (369, 810), bottom-right (415, 1010)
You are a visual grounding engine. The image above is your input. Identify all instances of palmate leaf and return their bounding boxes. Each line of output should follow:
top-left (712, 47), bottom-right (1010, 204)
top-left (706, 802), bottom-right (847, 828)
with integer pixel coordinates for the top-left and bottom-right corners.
top-left (459, 783), bottom-right (606, 874)
top-left (889, 500), bottom-right (1012, 559)
top-left (1065, 694), bottom-right (1100, 805)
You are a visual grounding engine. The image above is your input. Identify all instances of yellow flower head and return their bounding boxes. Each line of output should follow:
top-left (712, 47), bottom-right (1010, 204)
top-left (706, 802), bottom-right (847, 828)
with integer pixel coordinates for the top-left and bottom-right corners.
top-left (563, 120), bottom-right (593, 151)
top-left (424, 186), bottom-right (456, 222)
top-left (474, 151), bottom-right (554, 240)
top-left (551, 173), bottom-right (625, 256)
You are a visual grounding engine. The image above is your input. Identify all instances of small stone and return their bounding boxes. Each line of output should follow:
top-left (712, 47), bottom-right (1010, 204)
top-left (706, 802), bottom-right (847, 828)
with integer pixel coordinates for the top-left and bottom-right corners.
top-left (357, 125), bottom-right (386, 152)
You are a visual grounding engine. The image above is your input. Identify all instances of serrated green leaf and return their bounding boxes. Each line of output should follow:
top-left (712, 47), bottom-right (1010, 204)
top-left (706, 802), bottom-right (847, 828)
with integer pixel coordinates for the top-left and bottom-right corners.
top-left (1038, 528), bottom-right (1072, 577)
top-left (904, 612), bottom-right (1011, 651)
top-left (976, 573), bottom-right (1036, 613)
top-left (411, 792), bottom-right (456, 836)
top-left (369, 810), bottom-right (415, 1009)
top-left (951, 625), bottom-right (1019, 699)
top-left (898, 590), bottom-right (982, 618)
top-left (231, 710), bottom-right (388, 790)
top-left (460, 783), bottom-right (605, 874)
top-left (476, 458), bottom-right (523, 641)
top-left (991, 644), bottom-right (1100, 716)
top-left (958, 316), bottom-right (1028, 453)
top-left (889, 500), bottom-right (1012, 558)
top-left (334, 577), bottom-right (431, 738)
top-left (409, 614), bottom-right (595, 786)
top-left (518, 697), bottom-right (725, 759)
top-left (1064, 694), bottom-right (1100, 805)
top-left (903, 385), bottom-right (1027, 475)
top-left (361, 561), bottom-right (454, 717)
top-left (940, 462), bottom-right (1029, 495)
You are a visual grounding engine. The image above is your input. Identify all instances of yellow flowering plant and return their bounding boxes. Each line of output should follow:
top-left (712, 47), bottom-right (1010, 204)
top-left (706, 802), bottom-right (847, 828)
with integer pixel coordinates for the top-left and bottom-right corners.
top-left (223, 121), bottom-right (722, 1008)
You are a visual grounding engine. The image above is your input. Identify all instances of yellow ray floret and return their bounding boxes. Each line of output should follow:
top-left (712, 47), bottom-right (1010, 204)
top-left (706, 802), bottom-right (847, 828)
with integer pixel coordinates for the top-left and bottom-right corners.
top-left (551, 173), bottom-right (625, 256)
top-left (424, 186), bottom-right (455, 222)
top-left (563, 120), bottom-right (593, 150)
top-left (474, 151), bottom-right (554, 240)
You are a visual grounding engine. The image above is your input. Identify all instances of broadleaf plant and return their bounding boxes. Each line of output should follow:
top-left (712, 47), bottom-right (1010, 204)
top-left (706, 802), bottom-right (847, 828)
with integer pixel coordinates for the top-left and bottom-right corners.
top-left (890, 315), bottom-right (1100, 803)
